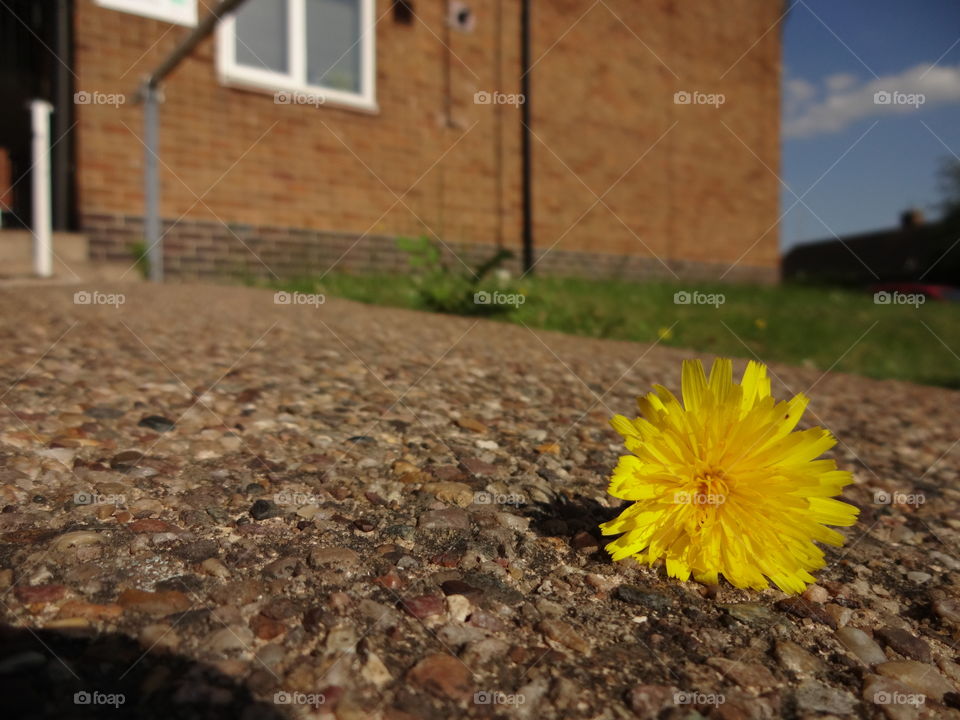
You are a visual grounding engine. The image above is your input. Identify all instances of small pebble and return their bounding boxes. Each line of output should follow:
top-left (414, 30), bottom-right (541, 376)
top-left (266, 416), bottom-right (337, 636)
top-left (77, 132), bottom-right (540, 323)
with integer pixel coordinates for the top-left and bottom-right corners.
top-left (877, 627), bottom-right (931, 663)
top-left (202, 627), bottom-right (254, 655)
top-left (836, 626), bottom-right (887, 666)
top-left (614, 585), bottom-right (672, 611)
top-left (934, 598), bottom-right (960, 626)
top-left (794, 679), bottom-right (857, 715)
top-left (538, 618), bottom-right (590, 653)
top-left (803, 584), bottom-right (829, 604)
top-left (138, 415), bottom-right (175, 432)
top-left (406, 654), bottom-right (473, 701)
top-left (400, 595), bottom-right (445, 619)
top-left (249, 499), bottom-right (281, 521)
top-left (876, 661), bottom-right (954, 700)
top-left (776, 640), bottom-right (824, 675)
top-left (418, 508), bottom-right (470, 530)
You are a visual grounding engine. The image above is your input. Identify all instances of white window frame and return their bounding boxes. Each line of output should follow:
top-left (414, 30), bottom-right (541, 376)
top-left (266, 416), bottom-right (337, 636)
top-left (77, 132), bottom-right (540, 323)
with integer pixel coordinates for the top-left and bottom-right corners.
top-left (216, 0), bottom-right (377, 112)
top-left (96, 0), bottom-right (198, 26)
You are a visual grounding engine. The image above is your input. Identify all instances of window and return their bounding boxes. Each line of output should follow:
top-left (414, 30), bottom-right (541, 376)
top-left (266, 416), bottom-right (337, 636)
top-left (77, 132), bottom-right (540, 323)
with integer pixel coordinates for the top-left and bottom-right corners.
top-left (217, 0), bottom-right (376, 111)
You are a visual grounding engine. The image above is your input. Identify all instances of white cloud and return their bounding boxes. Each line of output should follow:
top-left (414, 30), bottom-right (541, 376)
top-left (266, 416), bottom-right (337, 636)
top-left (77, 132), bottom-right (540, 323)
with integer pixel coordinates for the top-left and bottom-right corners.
top-left (783, 63), bottom-right (960, 139)
top-left (786, 77), bottom-right (816, 102)
top-left (824, 72), bottom-right (857, 92)
top-left (783, 77), bottom-right (815, 123)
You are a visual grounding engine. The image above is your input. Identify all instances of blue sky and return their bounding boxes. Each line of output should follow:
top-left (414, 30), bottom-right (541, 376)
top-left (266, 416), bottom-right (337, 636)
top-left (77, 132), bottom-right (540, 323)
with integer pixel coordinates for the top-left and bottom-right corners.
top-left (781, 0), bottom-right (960, 249)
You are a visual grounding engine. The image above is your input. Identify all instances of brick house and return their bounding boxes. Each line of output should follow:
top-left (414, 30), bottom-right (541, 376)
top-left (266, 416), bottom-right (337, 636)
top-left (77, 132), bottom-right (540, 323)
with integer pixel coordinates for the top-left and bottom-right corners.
top-left (1, 0), bottom-right (783, 282)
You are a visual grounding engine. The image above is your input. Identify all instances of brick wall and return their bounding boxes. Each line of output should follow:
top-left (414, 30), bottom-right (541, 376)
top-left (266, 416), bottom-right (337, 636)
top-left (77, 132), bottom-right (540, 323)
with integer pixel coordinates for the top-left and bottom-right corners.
top-left (73, 0), bottom-right (782, 282)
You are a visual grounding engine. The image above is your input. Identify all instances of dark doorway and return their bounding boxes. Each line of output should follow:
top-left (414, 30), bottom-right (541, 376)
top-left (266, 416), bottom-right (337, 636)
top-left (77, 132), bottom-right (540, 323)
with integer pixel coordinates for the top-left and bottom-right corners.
top-left (0, 0), bottom-right (75, 231)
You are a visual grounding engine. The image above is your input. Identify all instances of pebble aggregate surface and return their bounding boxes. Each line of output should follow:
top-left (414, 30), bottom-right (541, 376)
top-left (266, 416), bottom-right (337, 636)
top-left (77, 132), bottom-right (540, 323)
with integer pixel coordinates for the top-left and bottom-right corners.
top-left (0, 283), bottom-right (959, 719)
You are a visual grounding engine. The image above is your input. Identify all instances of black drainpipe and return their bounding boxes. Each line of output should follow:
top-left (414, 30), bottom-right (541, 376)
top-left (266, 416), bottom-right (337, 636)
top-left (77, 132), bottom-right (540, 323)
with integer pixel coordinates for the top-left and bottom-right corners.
top-left (52, 0), bottom-right (74, 231)
top-left (520, 0), bottom-right (533, 274)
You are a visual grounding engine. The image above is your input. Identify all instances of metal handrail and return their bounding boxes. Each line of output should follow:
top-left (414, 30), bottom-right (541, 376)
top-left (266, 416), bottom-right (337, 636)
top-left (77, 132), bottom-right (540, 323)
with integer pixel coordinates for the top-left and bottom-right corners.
top-left (137, 0), bottom-right (249, 281)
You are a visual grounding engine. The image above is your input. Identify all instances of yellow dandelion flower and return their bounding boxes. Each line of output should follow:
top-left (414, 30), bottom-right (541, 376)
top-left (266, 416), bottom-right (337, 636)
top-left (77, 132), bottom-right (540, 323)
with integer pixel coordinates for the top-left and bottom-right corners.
top-left (600, 358), bottom-right (858, 594)
top-left (657, 326), bottom-right (674, 341)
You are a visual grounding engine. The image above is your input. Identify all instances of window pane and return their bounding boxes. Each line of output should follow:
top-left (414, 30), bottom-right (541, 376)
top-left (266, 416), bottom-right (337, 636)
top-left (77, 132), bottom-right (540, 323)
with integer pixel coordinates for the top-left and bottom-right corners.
top-left (306, 0), bottom-right (361, 93)
top-left (235, 0), bottom-right (288, 74)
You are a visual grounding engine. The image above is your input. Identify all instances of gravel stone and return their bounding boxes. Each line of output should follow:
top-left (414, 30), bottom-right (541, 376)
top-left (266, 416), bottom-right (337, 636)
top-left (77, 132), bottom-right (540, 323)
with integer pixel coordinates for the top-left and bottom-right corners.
top-left (708, 658), bottom-right (779, 690)
top-left (776, 597), bottom-right (838, 628)
top-left (721, 602), bottom-right (781, 626)
top-left (934, 598), bottom-right (960, 626)
top-left (877, 626), bottom-right (931, 662)
top-left (110, 449), bottom-right (145, 470)
top-left (174, 540), bottom-right (219, 562)
top-left (628, 685), bottom-right (677, 717)
top-left (794, 679), bottom-right (857, 715)
top-left (202, 626), bottom-right (254, 655)
top-left (13, 584), bottom-right (66, 605)
top-left (117, 589), bottom-right (191, 616)
top-left (538, 618), bottom-right (590, 653)
top-left (876, 661), bottom-right (955, 701)
top-left (862, 675), bottom-right (922, 720)
top-left (399, 595), bottom-right (445, 619)
top-left (138, 415), bottom-right (175, 432)
top-left (613, 584), bottom-right (673, 611)
top-left (418, 508), bottom-right (470, 530)
top-left (775, 640), bottom-right (824, 676)
top-left (836, 626), bottom-right (888, 666)
top-left (406, 654), bottom-right (473, 701)
top-left (248, 499), bottom-right (281, 520)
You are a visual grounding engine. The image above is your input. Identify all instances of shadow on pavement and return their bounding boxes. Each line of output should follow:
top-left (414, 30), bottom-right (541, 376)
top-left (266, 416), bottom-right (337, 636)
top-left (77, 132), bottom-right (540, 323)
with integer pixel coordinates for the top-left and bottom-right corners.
top-left (0, 624), bottom-right (288, 720)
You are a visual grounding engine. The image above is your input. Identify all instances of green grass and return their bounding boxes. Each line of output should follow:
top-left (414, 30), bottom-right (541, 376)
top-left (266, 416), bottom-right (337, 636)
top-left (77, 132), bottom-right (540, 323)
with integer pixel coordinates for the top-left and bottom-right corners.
top-left (276, 273), bottom-right (960, 388)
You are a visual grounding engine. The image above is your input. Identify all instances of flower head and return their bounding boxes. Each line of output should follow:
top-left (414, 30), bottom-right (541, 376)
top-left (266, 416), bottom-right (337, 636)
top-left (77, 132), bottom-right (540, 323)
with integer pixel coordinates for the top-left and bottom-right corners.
top-left (601, 358), bottom-right (858, 594)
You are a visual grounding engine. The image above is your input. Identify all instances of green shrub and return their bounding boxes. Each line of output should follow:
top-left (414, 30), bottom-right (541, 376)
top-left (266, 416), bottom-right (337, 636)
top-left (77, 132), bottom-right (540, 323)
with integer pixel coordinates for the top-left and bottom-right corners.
top-left (129, 241), bottom-right (150, 280)
top-left (396, 236), bottom-right (517, 316)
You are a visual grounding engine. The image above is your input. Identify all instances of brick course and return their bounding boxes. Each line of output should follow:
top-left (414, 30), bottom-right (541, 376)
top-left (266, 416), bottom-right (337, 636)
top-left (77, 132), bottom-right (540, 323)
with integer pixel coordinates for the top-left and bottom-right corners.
top-left (84, 211), bottom-right (776, 284)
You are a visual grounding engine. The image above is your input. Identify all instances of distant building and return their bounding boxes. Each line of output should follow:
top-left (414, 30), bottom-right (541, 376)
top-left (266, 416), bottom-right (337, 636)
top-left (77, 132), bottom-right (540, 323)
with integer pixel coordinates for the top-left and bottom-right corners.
top-left (782, 210), bottom-right (960, 286)
top-left (1, 0), bottom-right (783, 282)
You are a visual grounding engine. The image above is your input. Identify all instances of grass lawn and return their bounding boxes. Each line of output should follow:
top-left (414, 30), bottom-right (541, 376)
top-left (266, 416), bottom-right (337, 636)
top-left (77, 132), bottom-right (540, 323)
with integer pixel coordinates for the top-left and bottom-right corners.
top-left (276, 273), bottom-right (960, 388)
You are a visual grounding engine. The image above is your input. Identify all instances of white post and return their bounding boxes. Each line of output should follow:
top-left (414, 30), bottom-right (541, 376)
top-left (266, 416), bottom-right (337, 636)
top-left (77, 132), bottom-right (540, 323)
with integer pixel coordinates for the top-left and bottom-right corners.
top-left (31, 100), bottom-right (54, 278)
